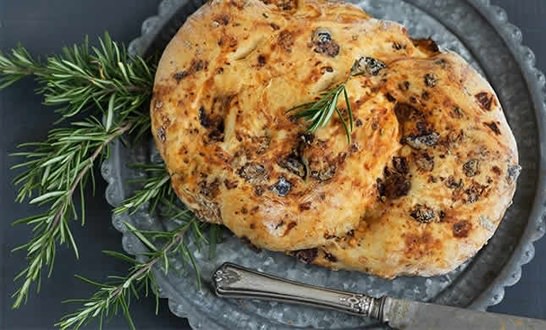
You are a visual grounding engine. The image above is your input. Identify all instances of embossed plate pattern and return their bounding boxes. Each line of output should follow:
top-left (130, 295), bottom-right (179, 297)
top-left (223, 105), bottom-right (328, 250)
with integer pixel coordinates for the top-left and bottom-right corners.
top-left (101, 0), bottom-right (546, 328)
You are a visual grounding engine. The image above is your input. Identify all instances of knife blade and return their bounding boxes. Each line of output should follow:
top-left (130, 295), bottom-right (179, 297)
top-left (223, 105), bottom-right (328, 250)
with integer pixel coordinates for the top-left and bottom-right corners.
top-left (212, 262), bottom-right (546, 330)
top-left (382, 297), bottom-right (546, 329)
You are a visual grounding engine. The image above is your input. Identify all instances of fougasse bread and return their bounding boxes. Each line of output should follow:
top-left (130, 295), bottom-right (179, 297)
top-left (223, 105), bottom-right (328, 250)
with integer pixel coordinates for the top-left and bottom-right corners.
top-left (150, 0), bottom-right (520, 277)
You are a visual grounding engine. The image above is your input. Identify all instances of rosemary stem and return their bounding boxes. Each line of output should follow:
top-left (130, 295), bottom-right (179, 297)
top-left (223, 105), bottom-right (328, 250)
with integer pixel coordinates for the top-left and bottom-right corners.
top-left (11, 121), bottom-right (133, 309)
top-left (50, 122), bottom-right (131, 230)
top-left (57, 226), bottom-right (189, 330)
top-left (3, 34), bottom-right (212, 328)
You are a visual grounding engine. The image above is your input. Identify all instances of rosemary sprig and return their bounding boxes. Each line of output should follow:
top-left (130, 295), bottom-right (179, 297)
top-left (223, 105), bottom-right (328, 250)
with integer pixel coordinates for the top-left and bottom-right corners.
top-left (1, 35), bottom-right (154, 308)
top-left (113, 163), bottom-right (172, 215)
top-left (0, 33), bottom-right (153, 121)
top-left (10, 118), bottom-right (132, 308)
top-left (2, 34), bottom-right (220, 329)
top-left (54, 159), bottom-right (217, 330)
top-left (57, 219), bottom-right (201, 330)
top-left (289, 84), bottom-right (354, 143)
top-left (113, 163), bottom-right (218, 262)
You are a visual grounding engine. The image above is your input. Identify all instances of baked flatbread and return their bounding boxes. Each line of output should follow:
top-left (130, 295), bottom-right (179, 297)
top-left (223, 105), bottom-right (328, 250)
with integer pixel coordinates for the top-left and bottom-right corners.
top-left (151, 0), bottom-right (519, 277)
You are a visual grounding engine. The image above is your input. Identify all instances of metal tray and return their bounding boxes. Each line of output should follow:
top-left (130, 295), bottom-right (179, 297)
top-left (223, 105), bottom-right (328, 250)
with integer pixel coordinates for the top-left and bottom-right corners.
top-left (101, 0), bottom-right (546, 328)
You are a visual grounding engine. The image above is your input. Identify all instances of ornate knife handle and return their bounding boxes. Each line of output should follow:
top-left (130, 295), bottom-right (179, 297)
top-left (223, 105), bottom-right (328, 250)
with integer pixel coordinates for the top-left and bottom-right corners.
top-left (212, 262), bottom-right (385, 320)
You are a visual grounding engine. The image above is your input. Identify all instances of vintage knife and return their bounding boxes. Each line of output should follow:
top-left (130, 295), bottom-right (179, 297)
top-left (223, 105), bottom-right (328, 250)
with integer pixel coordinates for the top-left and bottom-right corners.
top-left (212, 262), bottom-right (546, 329)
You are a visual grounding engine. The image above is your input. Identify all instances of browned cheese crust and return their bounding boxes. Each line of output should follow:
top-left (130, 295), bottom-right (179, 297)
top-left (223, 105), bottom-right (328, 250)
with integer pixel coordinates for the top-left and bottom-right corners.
top-left (151, 0), bottom-right (519, 277)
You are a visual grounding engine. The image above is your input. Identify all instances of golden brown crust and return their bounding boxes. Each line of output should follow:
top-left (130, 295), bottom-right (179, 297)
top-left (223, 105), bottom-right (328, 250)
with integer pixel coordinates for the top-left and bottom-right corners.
top-left (310, 53), bottom-right (519, 277)
top-left (151, 0), bottom-right (426, 251)
top-left (151, 0), bottom-right (519, 276)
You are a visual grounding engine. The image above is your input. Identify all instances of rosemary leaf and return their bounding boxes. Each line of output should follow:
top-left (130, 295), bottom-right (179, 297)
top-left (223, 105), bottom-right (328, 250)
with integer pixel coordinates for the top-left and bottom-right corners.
top-left (0, 45), bottom-right (41, 89)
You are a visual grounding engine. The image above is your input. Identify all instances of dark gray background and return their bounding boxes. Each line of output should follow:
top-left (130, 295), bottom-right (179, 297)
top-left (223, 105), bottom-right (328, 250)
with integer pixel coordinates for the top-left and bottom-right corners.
top-left (0, 1), bottom-right (545, 329)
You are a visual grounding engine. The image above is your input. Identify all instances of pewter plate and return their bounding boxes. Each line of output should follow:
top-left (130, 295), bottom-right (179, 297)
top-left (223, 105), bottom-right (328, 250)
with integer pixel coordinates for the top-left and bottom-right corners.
top-left (101, 0), bottom-right (546, 328)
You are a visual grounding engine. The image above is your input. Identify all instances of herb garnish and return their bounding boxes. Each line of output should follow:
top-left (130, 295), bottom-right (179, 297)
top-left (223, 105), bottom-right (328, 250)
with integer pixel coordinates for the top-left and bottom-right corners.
top-left (1, 34), bottom-right (215, 329)
top-left (289, 84), bottom-right (354, 143)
